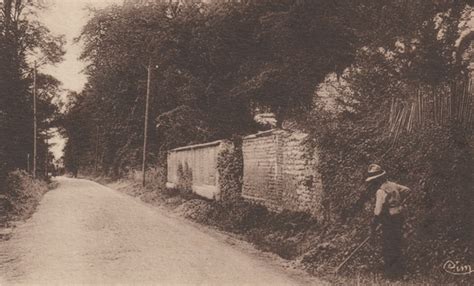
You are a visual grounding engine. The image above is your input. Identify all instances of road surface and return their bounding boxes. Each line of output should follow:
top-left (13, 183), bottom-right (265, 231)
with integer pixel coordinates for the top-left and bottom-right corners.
top-left (0, 177), bottom-right (322, 285)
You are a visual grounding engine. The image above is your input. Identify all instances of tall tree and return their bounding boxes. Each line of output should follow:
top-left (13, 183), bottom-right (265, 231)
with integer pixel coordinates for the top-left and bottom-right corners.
top-left (0, 0), bottom-right (64, 188)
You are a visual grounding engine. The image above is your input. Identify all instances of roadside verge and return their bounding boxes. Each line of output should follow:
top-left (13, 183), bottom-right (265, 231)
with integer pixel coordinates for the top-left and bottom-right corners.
top-left (0, 170), bottom-right (56, 240)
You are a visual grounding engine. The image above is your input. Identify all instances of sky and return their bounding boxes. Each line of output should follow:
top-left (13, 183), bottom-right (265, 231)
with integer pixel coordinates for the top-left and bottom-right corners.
top-left (38, 0), bottom-right (123, 160)
top-left (39, 0), bottom-right (123, 92)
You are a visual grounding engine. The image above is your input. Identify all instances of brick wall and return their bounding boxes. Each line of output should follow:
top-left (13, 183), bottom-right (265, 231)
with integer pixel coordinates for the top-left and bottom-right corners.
top-left (167, 140), bottom-right (232, 200)
top-left (242, 129), bottom-right (323, 217)
top-left (242, 130), bottom-right (280, 207)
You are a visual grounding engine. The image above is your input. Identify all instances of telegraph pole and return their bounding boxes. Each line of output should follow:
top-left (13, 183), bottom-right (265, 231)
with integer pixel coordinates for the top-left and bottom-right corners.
top-left (45, 137), bottom-right (48, 178)
top-left (33, 61), bottom-right (37, 179)
top-left (95, 125), bottom-right (99, 173)
top-left (142, 61), bottom-right (152, 187)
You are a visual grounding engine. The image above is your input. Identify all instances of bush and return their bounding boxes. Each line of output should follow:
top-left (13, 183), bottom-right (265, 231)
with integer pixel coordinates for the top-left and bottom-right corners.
top-left (176, 161), bottom-right (193, 193)
top-left (3, 170), bottom-right (49, 220)
top-left (145, 166), bottom-right (167, 192)
top-left (207, 199), bottom-right (269, 232)
top-left (217, 139), bottom-right (243, 201)
top-left (196, 198), bottom-right (319, 260)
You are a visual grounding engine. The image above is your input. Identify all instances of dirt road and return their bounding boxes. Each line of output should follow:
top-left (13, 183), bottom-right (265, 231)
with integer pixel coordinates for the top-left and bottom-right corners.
top-left (0, 177), bottom-right (323, 285)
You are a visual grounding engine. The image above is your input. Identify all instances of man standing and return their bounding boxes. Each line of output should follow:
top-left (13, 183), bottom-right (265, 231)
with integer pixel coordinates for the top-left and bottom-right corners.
top-left (366, 164), bottom-right (410, 279)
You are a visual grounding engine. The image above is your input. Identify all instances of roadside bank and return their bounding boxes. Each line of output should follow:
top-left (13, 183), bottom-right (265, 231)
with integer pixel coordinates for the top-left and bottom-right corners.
top-left (0, 171), bottom-right (56, 240)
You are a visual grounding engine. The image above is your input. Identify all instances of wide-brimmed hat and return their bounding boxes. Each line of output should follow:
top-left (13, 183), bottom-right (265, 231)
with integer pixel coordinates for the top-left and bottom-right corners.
top-left (366, 164), bottom-right (386, 182)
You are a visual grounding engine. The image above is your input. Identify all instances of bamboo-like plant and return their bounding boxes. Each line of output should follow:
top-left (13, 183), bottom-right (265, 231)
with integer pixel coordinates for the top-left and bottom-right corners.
top-left (388, 77), bottom-right (473, 143)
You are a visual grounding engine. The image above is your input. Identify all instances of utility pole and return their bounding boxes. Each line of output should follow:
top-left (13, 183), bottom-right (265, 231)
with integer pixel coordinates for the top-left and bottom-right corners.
top-left (95, 125), bottom-right (99, 173)
top-left (33, 61), bottom-right (37, 179)
top-left (45, 137), bottom-right (48, 178)
top-left (142, 61), bottom-right (152, 187)
top-left (27, 153), bottom-right (30, 173)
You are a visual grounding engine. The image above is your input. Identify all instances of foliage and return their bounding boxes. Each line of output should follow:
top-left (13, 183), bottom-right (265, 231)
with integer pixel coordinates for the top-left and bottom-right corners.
top-left (60, 91), bottom-right (96, 175)
top-left (155, 105), bottom-right (212, 152)
top-left (207, 199), bottom-right (269, 232)
top-left (216, 139), bottom-right (243, 201)
top-left (0, 0), bottom-right (64, 188)
top-left (303, 0), bottom-right (473, 280)
top-left (176, 161), bottom-right (193, 193)
top-left (172, 194), bottom-right (319, 260)
top-left (3, 170), bottom-right (49, 220)
top-left (63, 0), bottom-right (368, 175)
top-left (144, 165), bottom-right (167, 192)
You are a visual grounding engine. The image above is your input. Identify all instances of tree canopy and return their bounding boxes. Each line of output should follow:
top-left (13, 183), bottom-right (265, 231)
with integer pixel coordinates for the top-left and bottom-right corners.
top-left (64, 0), bottom-right (371, 175)
top-left (1, 0), bottom-right (64, 188)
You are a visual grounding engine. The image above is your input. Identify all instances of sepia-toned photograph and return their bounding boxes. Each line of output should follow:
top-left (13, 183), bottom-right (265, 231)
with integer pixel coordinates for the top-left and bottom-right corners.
top-left (0, 0), bottom-right (473, 285)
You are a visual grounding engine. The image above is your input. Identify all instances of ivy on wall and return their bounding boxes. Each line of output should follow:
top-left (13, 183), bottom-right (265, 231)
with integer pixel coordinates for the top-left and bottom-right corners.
top-left (217, 139), bottom-right (243, 201)
top-left (176, 161), bottom-right (193, 193)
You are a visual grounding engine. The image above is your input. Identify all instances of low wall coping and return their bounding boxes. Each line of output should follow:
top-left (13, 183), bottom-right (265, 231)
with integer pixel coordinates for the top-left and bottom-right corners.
top-left (242, 129), bottom-right (282, 140)
top-left (168, 140), bottom-right (224, 153)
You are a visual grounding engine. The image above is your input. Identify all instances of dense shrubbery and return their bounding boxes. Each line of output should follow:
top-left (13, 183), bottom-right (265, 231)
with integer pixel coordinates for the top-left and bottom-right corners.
top-left (144, 166), bottom-right (168, 192)
top-left (3, 170), bottom-right (50, 221)
top-left (217, 139), bottom-right (243, 201)
top-left (302, 36), bottom-right (473, 282)
top-left (206, 199), bottom-right (268, 232)
top-left (303, 114), bottom-right (473, 279)
top-left (176, 162), bottom-right (193, 193)
top-left (298, 1), bottom-right (473, 281)
top-left (182, 197), bottom-right (319, 260)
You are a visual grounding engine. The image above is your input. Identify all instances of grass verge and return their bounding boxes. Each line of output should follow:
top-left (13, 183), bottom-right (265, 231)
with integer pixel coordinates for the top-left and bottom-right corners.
top-left (0, 170), bottom-right (55, 239)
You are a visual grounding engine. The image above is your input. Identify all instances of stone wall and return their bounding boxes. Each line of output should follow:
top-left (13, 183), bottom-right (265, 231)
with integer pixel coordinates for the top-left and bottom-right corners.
top-left (167, 140), bottom-right (231, 200)
top-left (242, 129), bottom-right (323, 216)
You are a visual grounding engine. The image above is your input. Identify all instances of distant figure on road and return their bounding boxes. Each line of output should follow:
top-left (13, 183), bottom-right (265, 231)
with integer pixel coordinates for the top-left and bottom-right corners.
top-left (70, 166), bottom-right (78, 178)
top-left (366, 164), bottom-right (410, 280)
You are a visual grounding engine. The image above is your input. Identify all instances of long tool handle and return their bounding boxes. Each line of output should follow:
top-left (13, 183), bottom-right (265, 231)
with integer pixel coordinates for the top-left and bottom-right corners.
top-left (334, 225), bottom-right (380, 273)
